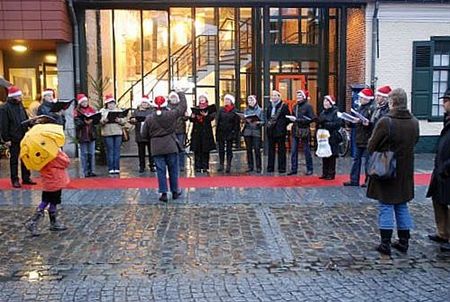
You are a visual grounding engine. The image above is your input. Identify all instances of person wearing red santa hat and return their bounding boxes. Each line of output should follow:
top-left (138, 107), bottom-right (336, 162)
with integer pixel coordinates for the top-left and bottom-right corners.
top-left (317, 95), bottom-right (342, 180)
top-left (288, 89), bottom-right (316, 176)
top-left (100, 94), bottom-right (127, 174)
top-left (74, 93), bottom-right (98, 177)
top-left (37, 88), bottom-right (66, 126)
top-left (189, 92), bottom-right (216, 173)
top-left (343, 88), bottom-right (376, 187)
top-left (371, 85), bottom-right (391, 126)
top-left (0, 86), bottom-right (36, 188)
top-left (216, 94), bottom-right (241, 173)
top-left (141, 92), bottom-right (187, 202)
top-left (129, 95), bottom-right (155, 173)
top-left (266, 90), bottom-right (290, 173)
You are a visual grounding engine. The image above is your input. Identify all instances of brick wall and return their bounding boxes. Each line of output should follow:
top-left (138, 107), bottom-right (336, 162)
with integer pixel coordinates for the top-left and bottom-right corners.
top-left (0, 0), bottom-right (71, 41)
top-left (346, 8), bottom-right (366, 110)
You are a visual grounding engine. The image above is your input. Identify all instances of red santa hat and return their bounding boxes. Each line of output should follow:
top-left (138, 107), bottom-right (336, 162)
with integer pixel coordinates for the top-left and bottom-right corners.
top-left (7, 86), bottom-right (22, 98)
top-left (358, 88), bottom-right (374, 100)
top-left (140, 95), bottom-right (151, 105)
top-left (375, 85), bottom-right (392, 97)
top-left (324, 95), bottom-right (336, 105)
top-left (104, 93), bottom-right (116, 104)
top-left (153, 95), bottom-right (168, 109)
top-left (76, 93), bottom-right (88, 104)
top-left (272, 90), bottom-right (281, 97)
top-left (42, 88), bottom-right (55, 98)
top-left (297, 89), bottom-right (309, 100)
top-left (224, 94), bottom-right (235, 104)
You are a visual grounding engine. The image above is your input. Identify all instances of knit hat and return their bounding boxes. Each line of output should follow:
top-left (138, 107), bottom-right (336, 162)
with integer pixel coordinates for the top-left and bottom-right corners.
top-left (7, 86), bottom-right (22, 98)
top-left (104, 93), bottom-right (116, 104)
top-left (296, 89), bottom-right (309, 100)
top-left (358, 88), bottom-right (374, 100)
top-left (42, 88), bottom-right (55, 98)
top-left (224, 94), bottom-right (235, 104)
top-left (375, 85), bottom-right (392, 97)
top-left (76, 93), bottom-right (88, 104)
top-left (153, 95), bottom-right (168, 109)
top-left (324, 95), bottom-right (336, 105)
top-left (168, 91), bottom-right (180, 104)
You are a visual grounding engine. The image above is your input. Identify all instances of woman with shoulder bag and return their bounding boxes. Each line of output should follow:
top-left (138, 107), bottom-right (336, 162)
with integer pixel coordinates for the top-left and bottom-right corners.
top-left (367, 88), bottom-right (419, 256)
top-left (243, 95), bottom-right (265, 173)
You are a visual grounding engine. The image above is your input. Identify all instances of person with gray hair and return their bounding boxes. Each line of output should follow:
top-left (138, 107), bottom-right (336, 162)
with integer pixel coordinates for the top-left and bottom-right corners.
top-left (366, 88), bottom-right (420, 256)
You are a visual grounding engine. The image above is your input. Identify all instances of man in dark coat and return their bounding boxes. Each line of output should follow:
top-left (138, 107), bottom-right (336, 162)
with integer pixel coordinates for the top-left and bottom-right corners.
top-left (37, 88), bottom-right (66, 126)
top-left (287, 89), bottom-right (316, 176)
top-left (141, 92), bottom-right (187, 202)
top-left (168, 91), bottom-right (188, 172)
top-left (367, 88), bottom-right (419, 256)
top-left (266, 90), bottom-right (290, 173)
top-left (216, 94), bottom-right (240, 173)
top-left (0, 86), bottom-right (36, 188)
top-left (317, 95), bottom-right (342, 180)
top-left (427, 88), bottom-right (450, 252)
top-left (344, 88), bottom-right (376, 187)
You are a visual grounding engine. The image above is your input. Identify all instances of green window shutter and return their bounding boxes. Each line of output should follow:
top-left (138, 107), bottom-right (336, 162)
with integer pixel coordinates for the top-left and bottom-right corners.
top-left (411, 41), bottom-right (432, 119)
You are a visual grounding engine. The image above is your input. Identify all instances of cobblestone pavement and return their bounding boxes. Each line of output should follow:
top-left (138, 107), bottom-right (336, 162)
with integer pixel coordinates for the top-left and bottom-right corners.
top-left (0, 154), bottom-right (449, 301)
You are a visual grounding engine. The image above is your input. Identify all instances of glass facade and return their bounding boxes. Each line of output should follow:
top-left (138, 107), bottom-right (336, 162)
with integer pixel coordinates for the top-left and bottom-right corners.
top-left (83, 6), bottom-right (341, 113)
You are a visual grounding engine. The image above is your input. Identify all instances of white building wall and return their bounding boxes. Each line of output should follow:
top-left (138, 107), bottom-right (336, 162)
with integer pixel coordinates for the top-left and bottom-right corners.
top-left (365, 2), bottom-right (450, 136)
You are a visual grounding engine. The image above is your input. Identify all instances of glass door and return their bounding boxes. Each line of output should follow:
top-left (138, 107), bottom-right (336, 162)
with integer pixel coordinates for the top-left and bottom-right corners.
top-left (274, 74), bottom-right (306, 113)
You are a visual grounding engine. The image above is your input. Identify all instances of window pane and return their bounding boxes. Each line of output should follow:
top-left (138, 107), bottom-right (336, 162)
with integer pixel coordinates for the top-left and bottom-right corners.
top-left (433, 82), bottom-right (439, 93)
top-left (433, 54), bottom-right (441, 67)
top-left (441, 70), bottom-right (448, 81)
top-left (282, 19), bottom-right (299, 44)
top-left (442, 54), bottom-right (449, 67)
top-left (281, 8), bottom-right (299, 16)
top-left (432, 106), bottom-right (438, 116)
top-left (433, 71), bottom-right (440, 80)
top-left (270, 8), bottom-right (279, 17)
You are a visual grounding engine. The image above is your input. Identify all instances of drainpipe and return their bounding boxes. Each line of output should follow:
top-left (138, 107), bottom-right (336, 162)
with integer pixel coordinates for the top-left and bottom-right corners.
top-left (370, 0), bottom-right (379, 89)
top-left (67, 0), bottom-right (81, 93)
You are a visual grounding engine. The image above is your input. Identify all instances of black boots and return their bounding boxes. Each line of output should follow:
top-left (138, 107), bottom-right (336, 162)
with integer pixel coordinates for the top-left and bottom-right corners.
top-left (49, 211), bottom-right (67, 231)
top-left (377, 229), bottom-right (393, 256)
top-left (392, 230), bottom-right (410, 253)
top-left (24, 210), bottom-right (44, 236)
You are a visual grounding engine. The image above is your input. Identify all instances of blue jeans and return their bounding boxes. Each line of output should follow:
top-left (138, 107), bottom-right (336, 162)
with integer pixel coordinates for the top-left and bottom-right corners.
top-left (350, 146), bottom-right (370, 184)
top-left (378, 202), bottom-right (414, 230)
top-left (176, 133), bottom-right (186, 171)
top-left (79, 141), bottom-right (96, 176)
top-left (154, 153), bottom-right (179, 194)
top-left (104, 135), bottom-right (122, 171)
top-left (290, 135), bottom-right (313, 173)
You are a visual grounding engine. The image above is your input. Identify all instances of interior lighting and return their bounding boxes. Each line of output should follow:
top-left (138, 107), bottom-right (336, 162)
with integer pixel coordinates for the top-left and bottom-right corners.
top-left (12, 45), bottom-right (27, 53)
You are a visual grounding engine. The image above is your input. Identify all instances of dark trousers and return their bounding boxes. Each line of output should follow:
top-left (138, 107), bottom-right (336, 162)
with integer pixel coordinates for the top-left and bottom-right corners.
top-left (267, 136), bottom-right (286, 172)
top-left (322, 156), bottom-right (337, 178)
top-left (218, 139), bottom-right (233, 166)
top-left (137, 142), bottom-right (153, 169)
top-left (9, 141), bottom-right (30, 182)
top-left (433, 199), bottom-right (450, 240)
top-left (349, 146), bottom-right (369, 184)
top-left (244, 136), bottom-right (262, 171)
top-left (290, 135), bottom-right (313, 173)
top-left (194, 151), bottom-right (210, 170)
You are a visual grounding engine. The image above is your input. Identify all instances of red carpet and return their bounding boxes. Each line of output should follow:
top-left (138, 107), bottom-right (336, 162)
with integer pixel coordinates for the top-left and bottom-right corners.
top-left (0, 174), bottom-right (432, 190)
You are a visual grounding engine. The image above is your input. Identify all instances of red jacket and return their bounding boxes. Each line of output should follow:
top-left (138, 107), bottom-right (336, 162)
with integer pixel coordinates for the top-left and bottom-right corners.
top-left (40, 151), bottom-right (70, 192)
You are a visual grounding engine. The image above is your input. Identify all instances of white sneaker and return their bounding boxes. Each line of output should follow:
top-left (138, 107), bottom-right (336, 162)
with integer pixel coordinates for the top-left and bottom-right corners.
top-left (108, 170), bottom-right (115, 174)
top-left (114, 170), bottom-right (120, 174)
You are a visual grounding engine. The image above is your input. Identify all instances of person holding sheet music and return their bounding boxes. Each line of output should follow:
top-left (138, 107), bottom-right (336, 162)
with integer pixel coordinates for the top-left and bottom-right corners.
top-left (189, 92), bottom-right (216, 173)
top-left (74, 93), bottom-right (98, 177)
top-left (129, 95), bottom-right (155, 173)
top-left (0, 86), bottom-right (35, 188)
top-left (100, 94), bottom-right (127, 174)
top-left (242, 95), bottom-right (265, 173)
top-left (265, 90), bottom-right (290, 174)
top-left (37, 88), bottom-right (66, 127)
top-left (343, 88), bottom-right (376, 187)
top-left (317, 95), bottom-right (342, 180)
top-left (216, 94), bottom-right (241, 173)
top-left (287, 89), bottom-right (316, 176)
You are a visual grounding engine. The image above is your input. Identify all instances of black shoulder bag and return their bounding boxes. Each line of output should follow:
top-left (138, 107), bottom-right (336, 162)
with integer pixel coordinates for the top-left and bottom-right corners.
top-left (367, 117), bottom-right (397, 180)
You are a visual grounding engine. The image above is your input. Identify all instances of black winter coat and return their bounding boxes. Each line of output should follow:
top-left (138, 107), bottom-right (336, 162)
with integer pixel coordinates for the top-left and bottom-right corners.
top-left (370, 103), bottom-right (389, 126)
top-left (266, 101), bottom-right (290, 139)
top-left (168, 102), bottom-right (188, 135)
top-left (0, 100), bottom-right (29, 143)
top-left (318, 106), bottom-right (342, 156)
top-left (355, 101), bottom-right (376, 148)
top-left (216, 107), bottom-right (241, 142)
top-left (291, 101), bottom-right (316, 138)
top-left (130, 108), bottom-right (153, 143)
top-left (190, 111), bottom-right (216, 153)
top-left (427, 120), bottom-right (450, 205)
top-left (37, 100), bottom-right (66, 126)
top-left (367, 109), bottom-right (420, 204)
top-left (74, 107), bottom-right (97, 143)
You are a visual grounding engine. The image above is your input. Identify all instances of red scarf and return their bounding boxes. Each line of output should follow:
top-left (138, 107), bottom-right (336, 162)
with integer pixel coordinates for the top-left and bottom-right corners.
top-left (224, 104), bottom-right (234, 113)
